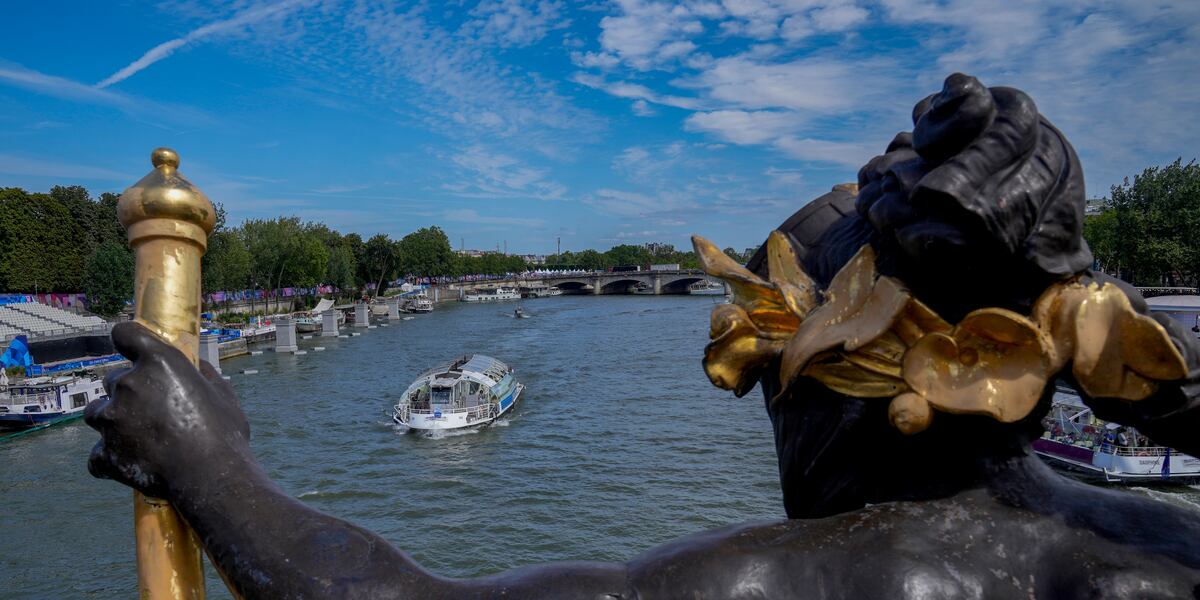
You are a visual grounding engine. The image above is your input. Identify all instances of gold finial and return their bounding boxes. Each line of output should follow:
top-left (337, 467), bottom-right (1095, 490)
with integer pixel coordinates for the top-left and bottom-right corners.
top-left (151, 146), bottom-right (180, 169)
top-left (119, 147), bottom-right (216, 250)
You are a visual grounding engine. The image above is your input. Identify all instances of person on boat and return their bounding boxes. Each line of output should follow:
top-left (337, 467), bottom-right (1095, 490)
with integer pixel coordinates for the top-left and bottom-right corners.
top-left (86, 74), bottom-right (1200, 598)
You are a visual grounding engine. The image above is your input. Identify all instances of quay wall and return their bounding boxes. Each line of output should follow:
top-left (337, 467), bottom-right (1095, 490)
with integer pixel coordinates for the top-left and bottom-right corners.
top-left (205, 298), bottom-right (297, 315)
top-left (29, 335), bottom-right (115, 364)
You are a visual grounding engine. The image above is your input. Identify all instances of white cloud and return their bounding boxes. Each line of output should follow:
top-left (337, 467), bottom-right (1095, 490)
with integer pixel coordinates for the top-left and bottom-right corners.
top-left (446, 145), bottom-right (567, 200)
top-left (680, 55), bottom-right (865, 111)
top-left (572, 72), bottom-right (703, 109)
top-left (464, 0), bottom-right (568, 48)
top-left (0, 154), bottom-right (128, 180)
top-left (773, 136), bottom-right (877, 168)
top-left (444, 209), bottom-right (545, 227)
top-left (810, 4), bottom-right (868, 31)
top-left (631, 99), bottom-right (656, 116)
top-left (97, 0), bottom-right (310, 88)
top-left (0, 61), bottom-right (212, 125)
top-left (685, 110), bottom-right (803, 144)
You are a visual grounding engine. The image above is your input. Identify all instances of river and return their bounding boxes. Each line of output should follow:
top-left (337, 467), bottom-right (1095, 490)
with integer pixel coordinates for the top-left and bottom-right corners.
top-left (1, 294), bottom-right (1197, 598)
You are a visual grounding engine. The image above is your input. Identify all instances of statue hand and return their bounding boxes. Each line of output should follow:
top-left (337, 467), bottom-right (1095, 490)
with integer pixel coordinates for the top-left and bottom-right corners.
top-left (86, 321), bottom-right (251, 499)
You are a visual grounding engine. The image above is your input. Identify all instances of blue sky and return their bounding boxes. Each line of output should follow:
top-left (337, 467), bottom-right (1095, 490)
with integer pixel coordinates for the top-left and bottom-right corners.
top-left (1, 1), bottom-right (1197, 255)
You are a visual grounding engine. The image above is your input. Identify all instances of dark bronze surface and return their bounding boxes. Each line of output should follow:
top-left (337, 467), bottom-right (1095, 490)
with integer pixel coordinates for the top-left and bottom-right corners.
top-left (88, 74), bottom-right (1200, 598)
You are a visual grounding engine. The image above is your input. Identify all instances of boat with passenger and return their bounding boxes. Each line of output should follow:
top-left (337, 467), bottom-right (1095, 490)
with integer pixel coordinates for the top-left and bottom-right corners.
top-left (0, 373), bottom-right (107, 430)
top-left (462, 286), bottom-right (520, 303)
top-left (689, 281), bottom-right (726, 295)
top-left (391, 354), bottom-right (524, 431)
top-left (1033, 389), bottom-right (1200, 484)
top-left (404, 292), bottom-right (434, 313)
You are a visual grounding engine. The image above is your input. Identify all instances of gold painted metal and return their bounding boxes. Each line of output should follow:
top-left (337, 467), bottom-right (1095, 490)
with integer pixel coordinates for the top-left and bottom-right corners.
top-left (694, 233), bottom-right (1190, 436)
top-left (120, 147), bottom-right (214, 600)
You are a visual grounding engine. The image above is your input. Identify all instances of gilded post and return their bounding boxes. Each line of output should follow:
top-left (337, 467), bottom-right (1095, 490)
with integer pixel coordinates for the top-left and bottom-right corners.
top-left (118, 147), bottom-right (215, 599)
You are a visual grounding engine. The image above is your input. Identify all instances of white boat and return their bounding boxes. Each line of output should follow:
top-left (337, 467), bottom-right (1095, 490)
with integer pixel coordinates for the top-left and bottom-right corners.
top-left (1034, 390), bottom-right (1200, 484)
top-left (0, 374), bottom-right (107, 430)
top-left (405, 292), bottom-right (434, 313)
top-left (1146, 295), bottom-right (1200, 338)
top-left (370, 297), bottom-right (390, 316)
top-left (392, 354), bottom-right (524, 431)
top-left (689, 281), bottom-right (727, 295)
top-left (462, 286), bottom-right (520, 303)
top-left (632, 283), bottom-right (656, 295)
top-left (521, 284), bottom-right (561, 298)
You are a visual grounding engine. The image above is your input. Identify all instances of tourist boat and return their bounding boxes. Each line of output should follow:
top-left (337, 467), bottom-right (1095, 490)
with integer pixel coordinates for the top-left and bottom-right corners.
top-left (689, 281), bottom-right (727, 296)
top-left (1145, 294), bottom-right (1200, 338)
top-left (1033, 390), bottom-right (1200, 483)
top-left (0, 373), bottom-right (107, 430)
top-left (404, 292), bottom-right (434, 313)
top-left (521, 283), bottom-right (562, 298)
top-left (462, 286), bottom-right (520, 303)
top-left (370, 297), bottom-right (390, 316)
top-left (632, 282), bottom-right (655, 295)
top-left (293, 299), bottom-right (337, 333)
top-left (391, 354), bottom-right (524, 431)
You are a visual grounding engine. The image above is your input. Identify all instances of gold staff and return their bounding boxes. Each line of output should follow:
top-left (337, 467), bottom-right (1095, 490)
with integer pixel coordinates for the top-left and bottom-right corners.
top-left (118, 147), bottom-right (214, 599)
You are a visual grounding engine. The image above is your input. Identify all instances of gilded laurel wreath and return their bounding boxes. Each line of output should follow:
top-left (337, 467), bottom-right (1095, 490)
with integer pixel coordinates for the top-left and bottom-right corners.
top-left (693, 233), bottom-right (1188, 434)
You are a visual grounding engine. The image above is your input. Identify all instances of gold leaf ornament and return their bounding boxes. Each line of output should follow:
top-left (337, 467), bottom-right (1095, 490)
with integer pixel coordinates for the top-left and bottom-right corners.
top-left (694, 231), bottom-right (1189, 436)
top-left (898, 309), bottom-right (1055, 432)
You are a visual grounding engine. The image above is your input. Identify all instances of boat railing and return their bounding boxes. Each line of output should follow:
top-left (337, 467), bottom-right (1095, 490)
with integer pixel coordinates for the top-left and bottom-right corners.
top-left (1, 390), bottom-right (56, 407)
top-left (1099, 444), bottom-right (1174, 457)
top-left (403, 404), bottom-right (492, 420)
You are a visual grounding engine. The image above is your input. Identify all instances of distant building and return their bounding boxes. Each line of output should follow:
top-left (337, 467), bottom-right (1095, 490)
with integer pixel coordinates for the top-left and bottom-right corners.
top-left (520, 254), bottom-right (546, 265)
top-left (456, 249), bottom-right (488, 258)
top-left (1085, 198), bottom-right (1109, 216)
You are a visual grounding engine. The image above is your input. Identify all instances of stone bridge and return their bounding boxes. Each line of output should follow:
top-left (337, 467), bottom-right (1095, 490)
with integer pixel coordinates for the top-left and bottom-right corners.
top-left (443, 270), bottom-right (725, 296)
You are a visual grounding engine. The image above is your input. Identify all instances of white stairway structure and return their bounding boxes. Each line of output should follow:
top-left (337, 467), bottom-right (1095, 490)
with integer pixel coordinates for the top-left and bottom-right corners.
top-left (0, 302), bottom-right (107, 340)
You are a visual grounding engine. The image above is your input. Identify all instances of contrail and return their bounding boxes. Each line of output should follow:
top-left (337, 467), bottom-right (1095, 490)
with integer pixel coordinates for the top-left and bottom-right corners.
top-left (96, 0), bottom-right (304, 89)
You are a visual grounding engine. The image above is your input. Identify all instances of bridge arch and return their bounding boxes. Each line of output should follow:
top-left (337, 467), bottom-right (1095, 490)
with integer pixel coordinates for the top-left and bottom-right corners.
top-left (600, 278), bottom-right (645, 295)
top-left (552, 280), bottom-right (593, 295)
top-left (660, 276), bottom-right (706, 295)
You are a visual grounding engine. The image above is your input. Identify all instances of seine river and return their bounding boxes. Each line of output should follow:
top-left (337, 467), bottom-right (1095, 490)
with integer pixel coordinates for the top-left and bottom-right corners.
top-left (2, 294), bottom-right (1197, 598)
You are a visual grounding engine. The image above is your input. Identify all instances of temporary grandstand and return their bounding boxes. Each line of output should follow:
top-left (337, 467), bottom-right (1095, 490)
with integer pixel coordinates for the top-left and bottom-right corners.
top-left (0, 302), bottom-right (109, 341)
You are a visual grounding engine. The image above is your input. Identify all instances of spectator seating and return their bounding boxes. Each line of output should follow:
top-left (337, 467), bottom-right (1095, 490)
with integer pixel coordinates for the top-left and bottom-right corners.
top-left (0, 302), bottom-right (107, 339)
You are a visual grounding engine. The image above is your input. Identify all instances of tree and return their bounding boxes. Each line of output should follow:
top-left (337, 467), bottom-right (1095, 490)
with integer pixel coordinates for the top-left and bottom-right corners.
top-left (1088, 158), bottom-right (1200, 286)
top-left (203, 229), bottom-right (252, 294)
top-left (397, 226), bottom-right (455, 277)
top-left (0, 188), bottom-right (87, 291)
top-left (83, 241), bottom-right (134, 316)
top-left (364, 234), bottom-right (399, 296)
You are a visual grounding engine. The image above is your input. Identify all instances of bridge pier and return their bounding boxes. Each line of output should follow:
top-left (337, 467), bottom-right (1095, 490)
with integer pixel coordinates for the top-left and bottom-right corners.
top-left (653, 275), bottom-right (662, 295)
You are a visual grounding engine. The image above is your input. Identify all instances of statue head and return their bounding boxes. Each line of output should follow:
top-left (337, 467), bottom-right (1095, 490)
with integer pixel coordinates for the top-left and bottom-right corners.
top-left (856, 73), bottom-right (1091, 321)
top-left (696, 73), bottom-right (1185, 519)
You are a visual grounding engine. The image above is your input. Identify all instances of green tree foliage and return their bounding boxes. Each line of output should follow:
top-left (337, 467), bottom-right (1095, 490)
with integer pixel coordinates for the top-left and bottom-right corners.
top-left (202, 231), bottom-right (252, 294)
top-left (364, 234), bottom-right (401, 295)
top-left (83, 241), bottom-right (134, 316)
top-left (1085, 159), bottom-right (1200, 286)
top-left (397, 226), bottom-right (455, 277)
top-left (0, 187), bottom-right (89, 291)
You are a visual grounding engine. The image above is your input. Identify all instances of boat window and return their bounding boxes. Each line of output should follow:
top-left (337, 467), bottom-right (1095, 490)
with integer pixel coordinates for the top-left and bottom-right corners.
top-left (431, 387), bottom-right (452, 405)
top-left (71, 392), bottom-right (88, 409)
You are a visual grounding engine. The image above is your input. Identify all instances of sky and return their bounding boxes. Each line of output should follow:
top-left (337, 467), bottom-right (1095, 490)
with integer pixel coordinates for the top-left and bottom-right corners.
top-left (0, 1), bottom-right (1197, 256)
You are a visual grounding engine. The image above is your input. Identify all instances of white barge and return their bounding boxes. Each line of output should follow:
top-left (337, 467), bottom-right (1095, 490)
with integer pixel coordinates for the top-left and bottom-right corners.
top-left (0, 374), bottom-right (107, 430)
top-left (462, 286), bottom-right (520, 303)
top-left (1034, 390), bottom-right (1200, 484)
top-left (392, 354), bottom-right (524, 431)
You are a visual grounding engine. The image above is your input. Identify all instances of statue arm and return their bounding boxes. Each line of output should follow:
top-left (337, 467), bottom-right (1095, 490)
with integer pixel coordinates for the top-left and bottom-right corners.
top-left (1074, 273), bottom-right (1200, 457)
top-left (87, 322), bottom-right (629, 599)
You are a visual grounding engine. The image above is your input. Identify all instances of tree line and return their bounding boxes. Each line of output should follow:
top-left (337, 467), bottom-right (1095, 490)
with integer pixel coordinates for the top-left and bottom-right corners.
top-left (1084, 158), bottom-right (1200, 288)
top-left (2, 185), bottom-right (756, 317)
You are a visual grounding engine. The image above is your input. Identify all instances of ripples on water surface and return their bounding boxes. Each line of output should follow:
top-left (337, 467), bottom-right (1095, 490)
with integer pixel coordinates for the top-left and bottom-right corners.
top-left (0, 296), bottom-right (782, 597)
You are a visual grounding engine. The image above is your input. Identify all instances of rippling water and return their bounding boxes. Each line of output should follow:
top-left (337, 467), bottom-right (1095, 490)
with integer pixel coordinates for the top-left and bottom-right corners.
top-left (3, 294), bottom-right (1198, 598)
top-left (0, 295), bottom-right (782, 598)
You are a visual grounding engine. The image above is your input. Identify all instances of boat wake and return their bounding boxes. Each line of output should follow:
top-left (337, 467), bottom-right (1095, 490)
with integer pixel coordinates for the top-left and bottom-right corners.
top-left (1133, 487), bottom-right (1200, 512)
top-left (420, 427), bottom-right (482, 439)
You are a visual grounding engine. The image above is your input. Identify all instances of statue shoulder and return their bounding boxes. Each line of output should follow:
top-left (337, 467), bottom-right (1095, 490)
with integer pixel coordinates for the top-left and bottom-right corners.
top-left (626, 491), bottom-right (1200, 599)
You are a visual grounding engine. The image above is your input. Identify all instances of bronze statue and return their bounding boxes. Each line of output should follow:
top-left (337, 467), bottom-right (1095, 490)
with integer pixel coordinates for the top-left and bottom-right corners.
top-left (88, 74), bottom-right (1200, 598)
